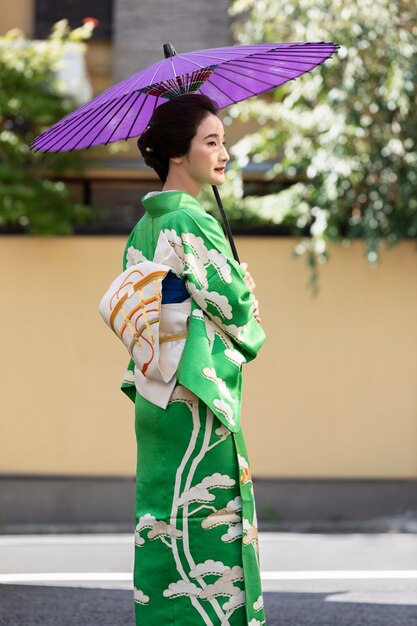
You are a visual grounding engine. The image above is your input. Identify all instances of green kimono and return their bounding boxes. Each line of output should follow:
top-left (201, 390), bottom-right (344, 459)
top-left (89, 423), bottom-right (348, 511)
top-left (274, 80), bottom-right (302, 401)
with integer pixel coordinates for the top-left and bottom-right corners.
top-left (121, 190), bottom-right (267, 625)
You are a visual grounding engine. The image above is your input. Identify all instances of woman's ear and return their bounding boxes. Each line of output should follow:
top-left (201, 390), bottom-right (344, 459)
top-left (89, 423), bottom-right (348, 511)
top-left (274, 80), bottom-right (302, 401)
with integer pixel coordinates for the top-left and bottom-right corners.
top-left (170, 156), bottom-right (183, 165)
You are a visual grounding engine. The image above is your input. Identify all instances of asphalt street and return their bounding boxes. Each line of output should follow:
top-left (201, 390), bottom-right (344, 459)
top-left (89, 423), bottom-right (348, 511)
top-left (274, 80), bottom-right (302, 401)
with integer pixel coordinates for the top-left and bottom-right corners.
top-left (0, 532), bottom-right (416, 625)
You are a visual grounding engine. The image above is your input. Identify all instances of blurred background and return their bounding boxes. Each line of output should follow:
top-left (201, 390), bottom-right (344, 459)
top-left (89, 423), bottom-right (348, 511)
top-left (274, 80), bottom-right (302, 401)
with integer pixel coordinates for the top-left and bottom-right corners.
top-left (0, 0), bottom-right (416, 532)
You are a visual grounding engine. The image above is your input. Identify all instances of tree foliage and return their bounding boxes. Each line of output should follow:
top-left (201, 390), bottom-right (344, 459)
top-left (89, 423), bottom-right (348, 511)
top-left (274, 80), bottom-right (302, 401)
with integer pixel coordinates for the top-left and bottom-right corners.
top-left (221, 0), bottom-right (417, 289)
top-left (0, 21), bottom-right (98, 234)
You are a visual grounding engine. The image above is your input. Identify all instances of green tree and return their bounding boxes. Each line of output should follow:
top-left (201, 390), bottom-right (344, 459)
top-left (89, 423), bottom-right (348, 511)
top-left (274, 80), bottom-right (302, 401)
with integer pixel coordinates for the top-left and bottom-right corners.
top-left (0, 20), bottom-right (98, 234)
top-left (222, 0), bottom-right (417, 290)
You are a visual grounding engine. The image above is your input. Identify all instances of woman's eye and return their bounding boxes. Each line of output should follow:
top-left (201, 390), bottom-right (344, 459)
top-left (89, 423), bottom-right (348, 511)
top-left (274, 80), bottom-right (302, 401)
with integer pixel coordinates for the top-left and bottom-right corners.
top-left (208, 141), bottom-right (216, 146)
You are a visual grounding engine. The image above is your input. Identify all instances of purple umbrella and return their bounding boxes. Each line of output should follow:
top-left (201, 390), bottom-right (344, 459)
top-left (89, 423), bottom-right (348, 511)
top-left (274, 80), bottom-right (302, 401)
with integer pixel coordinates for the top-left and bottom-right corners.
top-left (30, 41), bottom-right (340, 259)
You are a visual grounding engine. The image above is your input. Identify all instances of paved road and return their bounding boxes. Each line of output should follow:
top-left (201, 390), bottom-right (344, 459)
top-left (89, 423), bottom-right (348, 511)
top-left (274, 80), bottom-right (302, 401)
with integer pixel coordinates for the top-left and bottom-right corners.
top-left (0, 532), bottom-right (416, 625)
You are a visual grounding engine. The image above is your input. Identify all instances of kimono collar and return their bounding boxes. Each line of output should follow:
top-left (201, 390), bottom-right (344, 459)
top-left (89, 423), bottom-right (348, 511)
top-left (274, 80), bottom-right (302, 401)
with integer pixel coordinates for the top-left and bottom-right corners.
top-left (141, 190), bottom-right (205, 217)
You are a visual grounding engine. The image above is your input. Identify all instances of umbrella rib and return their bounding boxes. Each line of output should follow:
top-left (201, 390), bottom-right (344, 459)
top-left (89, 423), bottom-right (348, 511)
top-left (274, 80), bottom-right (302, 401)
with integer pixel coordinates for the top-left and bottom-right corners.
top-left (31, 91), bottom-right (118, 149)
top-left (248, 53), bottom-right (335, 67)
top-left (104, 91), bottom-right (143, 144)
top-left (184, 45), bottom-right (288, 62)
top-left (60, 62), bottom-right (147, 119)
top-left (174, 54), bottom-right (210, 70)
top-left (261, 44), bottom-right (337, 50)
top-left (34, 88), bottom-right (151, 151)
top-left (178, 49), bottom-right (266, 66)
top-left (260, 49), bottom-right (337, 59)
top-left (214, 66), bottom-right (276, 89)
top-left (183, 43), bottom-right (336, 64)
top-left (231, 56), bottom-right (330, 73)
top-left (169, 56), bottom-right (178, 76)
top-left (36, 96), bottom-right (127, 152)
top-left (33, 106), bottom-right (105, 151)
top-left (203, 77), bottom-right (240, 104)
top-left (125, 92), bottom-right (150, 139)
top-left (168, 45), bottom-right (336, 82)
top-left (226, 56), bottom-right (299, 69)
top-left (31, 109), bottom-right (84, 145)
top-left (224, 59), bottom-right (309, 78)
top-left (251, 53), bottom-right (330, 64)
top-left (79, 93), bottom-right (137, 150)
top-left (145, 59), bottom-right (166, 90)
top-left (126, 59), bottom-right (166, 96)
top-left (33, 105), bottom-right (103, 150)
top-left (182, 50), bottom-right (261, 64)
top-left (57, 94), bottom-right (130, 151)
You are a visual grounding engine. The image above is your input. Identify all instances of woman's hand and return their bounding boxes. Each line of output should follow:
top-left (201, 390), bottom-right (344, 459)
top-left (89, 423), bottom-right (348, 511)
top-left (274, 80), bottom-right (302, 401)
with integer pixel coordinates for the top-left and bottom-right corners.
top-left (240, 262), bottom-right (261, 323)
top-left (240, 262), bottom-right (256, 293)
top-left (252, 298), bottom-right (261, 323)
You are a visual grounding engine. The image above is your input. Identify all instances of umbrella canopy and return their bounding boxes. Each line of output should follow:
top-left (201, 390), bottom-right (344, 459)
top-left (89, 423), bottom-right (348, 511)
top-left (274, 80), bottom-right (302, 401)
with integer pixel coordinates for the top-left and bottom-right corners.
top-left (30, 41), bottom-right (339, 152)
top-left (30, 40), bottom-right (340, 262)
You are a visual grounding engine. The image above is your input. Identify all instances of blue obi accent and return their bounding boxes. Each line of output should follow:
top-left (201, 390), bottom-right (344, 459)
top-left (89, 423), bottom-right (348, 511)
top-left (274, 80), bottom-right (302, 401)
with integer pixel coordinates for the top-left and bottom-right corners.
top-left (161, 271), bottom-right (189, 304)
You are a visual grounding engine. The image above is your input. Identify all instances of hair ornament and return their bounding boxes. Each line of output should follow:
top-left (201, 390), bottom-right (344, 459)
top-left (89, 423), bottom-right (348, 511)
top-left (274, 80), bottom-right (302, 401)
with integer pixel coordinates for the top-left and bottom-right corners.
top-left (145, 146), bottom-right (153, 152)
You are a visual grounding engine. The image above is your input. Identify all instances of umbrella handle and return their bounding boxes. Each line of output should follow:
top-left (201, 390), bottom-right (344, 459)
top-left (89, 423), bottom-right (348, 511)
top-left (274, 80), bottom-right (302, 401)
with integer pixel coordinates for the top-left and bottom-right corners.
top-left (211, 185), bottom-right (240, 264)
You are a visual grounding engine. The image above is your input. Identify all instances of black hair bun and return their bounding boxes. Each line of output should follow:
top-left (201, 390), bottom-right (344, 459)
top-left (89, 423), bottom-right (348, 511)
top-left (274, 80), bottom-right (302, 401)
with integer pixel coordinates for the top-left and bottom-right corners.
top-left (136, 94), bottom-right (219, 183)
top-left (137, 132), bottom-right (168, 181)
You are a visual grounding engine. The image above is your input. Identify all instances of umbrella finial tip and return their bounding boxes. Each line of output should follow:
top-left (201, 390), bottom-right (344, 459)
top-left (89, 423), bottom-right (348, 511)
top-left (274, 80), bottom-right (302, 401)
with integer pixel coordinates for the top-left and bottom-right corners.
top-left (163, 42), bottom-right (177, 58)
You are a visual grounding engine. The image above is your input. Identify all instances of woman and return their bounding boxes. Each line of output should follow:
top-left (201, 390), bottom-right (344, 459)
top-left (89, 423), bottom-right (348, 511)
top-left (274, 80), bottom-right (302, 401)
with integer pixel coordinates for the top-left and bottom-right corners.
top-left (121, 93), bottom-right (266, 625)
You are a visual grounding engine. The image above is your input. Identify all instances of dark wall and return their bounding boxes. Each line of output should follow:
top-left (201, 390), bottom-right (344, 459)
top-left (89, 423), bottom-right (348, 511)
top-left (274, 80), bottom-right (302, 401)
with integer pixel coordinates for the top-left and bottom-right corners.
top-left (34, 0), bottom-right (113, 40)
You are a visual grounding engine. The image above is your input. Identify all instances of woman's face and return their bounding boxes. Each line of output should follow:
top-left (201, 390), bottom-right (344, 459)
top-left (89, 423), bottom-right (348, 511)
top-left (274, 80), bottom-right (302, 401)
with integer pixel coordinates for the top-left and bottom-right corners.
top-left (174, 113), bottom-right (230, 187)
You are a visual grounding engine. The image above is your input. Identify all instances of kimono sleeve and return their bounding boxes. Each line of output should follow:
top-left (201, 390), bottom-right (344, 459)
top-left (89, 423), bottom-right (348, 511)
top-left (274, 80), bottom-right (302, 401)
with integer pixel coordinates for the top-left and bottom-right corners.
top-left (168, 210), bottom-right (266, 362)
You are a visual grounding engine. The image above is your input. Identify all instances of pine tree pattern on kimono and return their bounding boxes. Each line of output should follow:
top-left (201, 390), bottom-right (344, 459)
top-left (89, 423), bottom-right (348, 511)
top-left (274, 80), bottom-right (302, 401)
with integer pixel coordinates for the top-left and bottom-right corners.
top-left (120, 190), bottom-right (267, 626)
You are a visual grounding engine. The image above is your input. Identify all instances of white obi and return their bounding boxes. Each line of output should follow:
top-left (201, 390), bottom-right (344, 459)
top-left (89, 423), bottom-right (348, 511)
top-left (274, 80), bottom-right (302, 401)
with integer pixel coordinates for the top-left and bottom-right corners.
top-left (99, 232), bottom-right (191, 408)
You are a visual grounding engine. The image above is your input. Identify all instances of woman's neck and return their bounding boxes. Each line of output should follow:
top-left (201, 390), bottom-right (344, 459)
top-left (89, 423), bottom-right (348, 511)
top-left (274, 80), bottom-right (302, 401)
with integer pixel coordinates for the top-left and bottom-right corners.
top-left (162, 172), bottom-right (202, 198)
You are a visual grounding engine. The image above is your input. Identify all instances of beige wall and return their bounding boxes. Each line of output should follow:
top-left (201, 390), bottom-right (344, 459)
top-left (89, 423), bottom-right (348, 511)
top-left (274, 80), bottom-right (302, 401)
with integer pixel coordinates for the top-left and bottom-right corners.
top-left (1, 237), bottom-right (416, 479)
top-left (1, 0), bottom-right (33, 36)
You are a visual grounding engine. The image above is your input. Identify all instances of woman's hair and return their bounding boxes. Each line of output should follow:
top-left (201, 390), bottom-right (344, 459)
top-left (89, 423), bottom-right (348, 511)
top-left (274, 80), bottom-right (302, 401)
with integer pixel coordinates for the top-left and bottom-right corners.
top-left (137, 93), bottom-right (219, 182)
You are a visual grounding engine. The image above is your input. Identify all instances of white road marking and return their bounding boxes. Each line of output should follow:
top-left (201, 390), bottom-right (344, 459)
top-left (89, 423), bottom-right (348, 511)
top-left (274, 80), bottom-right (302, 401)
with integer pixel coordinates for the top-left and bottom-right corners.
top-left (0, 535), bottom-right (133, 546)
top-left (0, 573), bottom-right (132, 583)
top-left (261, 570), bottom-right (417, 580)
top-left (1, 570), bottom-right (417, 584)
